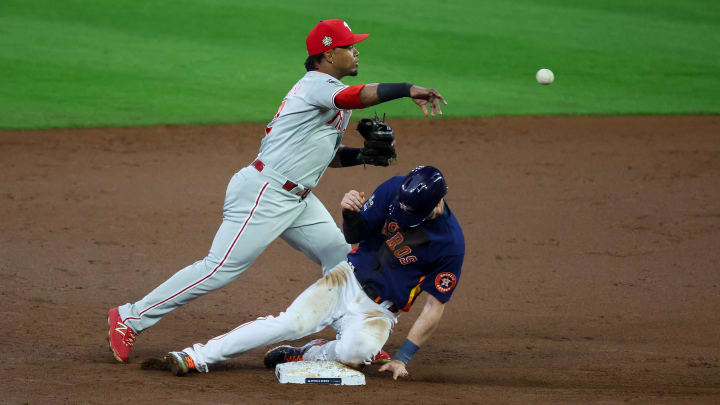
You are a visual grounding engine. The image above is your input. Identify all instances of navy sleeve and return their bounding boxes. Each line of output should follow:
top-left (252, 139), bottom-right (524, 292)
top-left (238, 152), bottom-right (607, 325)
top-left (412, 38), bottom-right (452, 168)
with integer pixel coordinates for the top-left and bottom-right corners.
top-left (359, 177), bottom-right (402, 230)
top-left (342, 210), bottom-right (367, 244)
top-left (342, 176), bottom-right (402, 243)
top-left (420, 254), bottom-right (463, 303)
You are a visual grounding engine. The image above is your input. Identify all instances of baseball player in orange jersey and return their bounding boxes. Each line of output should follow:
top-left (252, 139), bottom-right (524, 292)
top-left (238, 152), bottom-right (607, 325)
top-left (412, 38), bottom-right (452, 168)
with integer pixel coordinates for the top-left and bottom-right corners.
top-left (108, 19), bottom-right (447, 363)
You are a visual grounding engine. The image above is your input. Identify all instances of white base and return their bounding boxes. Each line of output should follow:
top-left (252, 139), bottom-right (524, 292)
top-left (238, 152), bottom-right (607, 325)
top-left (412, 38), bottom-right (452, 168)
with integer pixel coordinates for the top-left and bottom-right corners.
top-left (274, 361), bottom-right (366, 386)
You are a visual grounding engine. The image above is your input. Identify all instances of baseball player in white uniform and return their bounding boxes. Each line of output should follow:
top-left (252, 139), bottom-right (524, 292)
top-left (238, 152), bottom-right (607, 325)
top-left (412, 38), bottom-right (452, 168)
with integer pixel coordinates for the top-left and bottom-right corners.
top-left (108, 18), bottom-right (447, 363)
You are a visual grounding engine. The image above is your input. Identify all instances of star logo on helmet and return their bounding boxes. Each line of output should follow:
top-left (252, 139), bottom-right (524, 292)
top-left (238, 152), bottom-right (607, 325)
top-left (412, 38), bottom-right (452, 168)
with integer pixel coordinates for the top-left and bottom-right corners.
top-left (322, 36), bottom-right (332, 46)
top-left (399, 202), bottom-right (415, 213)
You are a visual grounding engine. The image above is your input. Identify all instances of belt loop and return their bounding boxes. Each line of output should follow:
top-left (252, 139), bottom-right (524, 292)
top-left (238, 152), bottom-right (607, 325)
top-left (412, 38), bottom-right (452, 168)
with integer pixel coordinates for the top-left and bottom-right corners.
top-left (282, 181), bottom-right (295, 191)
top-left (252, 159), bottom-right (311, 200)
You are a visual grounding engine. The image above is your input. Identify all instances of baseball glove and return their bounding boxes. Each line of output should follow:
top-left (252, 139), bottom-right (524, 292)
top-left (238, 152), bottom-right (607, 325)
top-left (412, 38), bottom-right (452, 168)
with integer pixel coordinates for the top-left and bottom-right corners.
top-left (356, 117), bottom-right (396, 167)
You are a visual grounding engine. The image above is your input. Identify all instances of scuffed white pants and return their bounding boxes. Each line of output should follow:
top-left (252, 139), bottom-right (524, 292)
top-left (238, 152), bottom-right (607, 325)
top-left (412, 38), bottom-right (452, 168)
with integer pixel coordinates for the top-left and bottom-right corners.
top-left (186, 262), bottom-right (398, 370)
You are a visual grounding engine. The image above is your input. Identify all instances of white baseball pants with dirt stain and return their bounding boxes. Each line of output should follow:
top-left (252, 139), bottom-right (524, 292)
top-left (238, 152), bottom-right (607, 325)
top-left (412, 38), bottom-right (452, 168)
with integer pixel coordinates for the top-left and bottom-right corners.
top-left (117, 163), bottom-right (351, 333)
top-left (182, 262), bottom-right (398, 370)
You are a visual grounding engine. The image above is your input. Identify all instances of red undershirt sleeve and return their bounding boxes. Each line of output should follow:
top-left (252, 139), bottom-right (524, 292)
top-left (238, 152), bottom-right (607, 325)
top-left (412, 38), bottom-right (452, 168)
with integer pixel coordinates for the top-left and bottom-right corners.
top-left (334, 84), bottom-right (366, 109)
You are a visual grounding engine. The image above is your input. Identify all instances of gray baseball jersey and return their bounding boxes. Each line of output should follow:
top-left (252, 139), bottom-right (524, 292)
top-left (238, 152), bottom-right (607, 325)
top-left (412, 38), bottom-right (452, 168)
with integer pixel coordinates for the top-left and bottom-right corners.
top-left (259, 71), bottom-right (352, 188)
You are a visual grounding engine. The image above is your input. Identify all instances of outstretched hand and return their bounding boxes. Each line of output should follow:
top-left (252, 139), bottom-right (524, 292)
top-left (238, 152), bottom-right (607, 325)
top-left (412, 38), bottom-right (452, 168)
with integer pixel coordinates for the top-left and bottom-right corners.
top-left (410, 86), bottom-right (447, 117)
top-left (379, 359), bottom-right (409, 380)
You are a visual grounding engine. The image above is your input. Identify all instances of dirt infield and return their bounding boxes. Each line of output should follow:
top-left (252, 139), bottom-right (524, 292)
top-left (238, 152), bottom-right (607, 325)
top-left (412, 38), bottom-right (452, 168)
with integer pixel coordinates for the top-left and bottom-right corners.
top-left (1, 116), bottom-right (719, 404)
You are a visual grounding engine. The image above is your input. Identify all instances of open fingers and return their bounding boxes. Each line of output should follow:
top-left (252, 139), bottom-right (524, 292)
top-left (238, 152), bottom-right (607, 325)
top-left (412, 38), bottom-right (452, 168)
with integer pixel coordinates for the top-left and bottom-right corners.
top-left (429, 89), bottom-right (446, 116)
top-left (379, 361), bottom-right (409, 380)
top-left (412, 87), bottom-right (446, 117)
top-left (393, 366), bottom-right (409, 380)
top-left (431, 97), bottom-right (443, 116)
top-left (434, 90), bottom-right (447, 105)
top-left (379, 362), bottom-right (400, 380)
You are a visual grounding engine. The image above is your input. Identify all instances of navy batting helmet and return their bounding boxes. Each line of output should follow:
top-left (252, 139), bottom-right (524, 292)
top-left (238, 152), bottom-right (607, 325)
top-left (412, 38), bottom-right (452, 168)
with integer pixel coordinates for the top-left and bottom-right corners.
top-left (389, 165), bottom-right (448, 228)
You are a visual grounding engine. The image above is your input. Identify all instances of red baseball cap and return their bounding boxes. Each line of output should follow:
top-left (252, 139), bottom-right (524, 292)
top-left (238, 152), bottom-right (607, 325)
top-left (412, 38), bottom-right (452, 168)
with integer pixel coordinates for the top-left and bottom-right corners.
top-left (306, 19), bottom-right (370, 56)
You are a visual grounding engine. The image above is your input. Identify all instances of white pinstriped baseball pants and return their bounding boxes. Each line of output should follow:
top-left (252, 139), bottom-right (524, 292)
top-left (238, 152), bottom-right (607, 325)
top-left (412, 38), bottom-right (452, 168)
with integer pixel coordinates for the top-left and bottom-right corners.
top-left (117, 164), bottom-right (350, 333)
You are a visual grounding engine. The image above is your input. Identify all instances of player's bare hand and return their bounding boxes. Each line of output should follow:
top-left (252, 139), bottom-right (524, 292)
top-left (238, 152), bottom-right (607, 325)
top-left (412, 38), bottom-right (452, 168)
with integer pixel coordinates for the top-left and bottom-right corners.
top-left (379, 360), bottom-right (409, 380)
top-left (340, 190), bottom-right (365, 212)
top-left (410, 86), bottom-right (447, 117)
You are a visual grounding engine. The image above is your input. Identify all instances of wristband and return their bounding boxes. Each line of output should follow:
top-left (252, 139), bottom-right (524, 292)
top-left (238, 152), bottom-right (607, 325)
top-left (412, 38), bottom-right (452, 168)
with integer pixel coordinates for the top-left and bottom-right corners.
top-left (338, 147), bottom-right (362, 167)
top-left (393, 338), bottom-right (419, 365)
top-left (377, 82), bottom-right (413, 103)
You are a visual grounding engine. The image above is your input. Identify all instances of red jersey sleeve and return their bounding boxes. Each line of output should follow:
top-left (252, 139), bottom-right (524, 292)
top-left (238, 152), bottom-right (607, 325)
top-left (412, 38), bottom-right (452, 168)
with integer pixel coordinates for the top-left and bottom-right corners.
top-left (334, 85), bottom-right (366, 109)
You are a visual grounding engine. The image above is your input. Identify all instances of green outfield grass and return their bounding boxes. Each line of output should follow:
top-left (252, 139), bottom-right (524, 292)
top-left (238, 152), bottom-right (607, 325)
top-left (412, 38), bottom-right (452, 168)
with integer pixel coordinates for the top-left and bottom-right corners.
top-left (1, 0), bottom-right (719, 129)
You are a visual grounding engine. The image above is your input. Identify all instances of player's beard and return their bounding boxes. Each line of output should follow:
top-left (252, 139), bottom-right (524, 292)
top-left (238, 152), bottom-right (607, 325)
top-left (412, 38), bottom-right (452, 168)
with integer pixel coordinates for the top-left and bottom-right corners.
top-left (349, 68), bottom-right (358, 77)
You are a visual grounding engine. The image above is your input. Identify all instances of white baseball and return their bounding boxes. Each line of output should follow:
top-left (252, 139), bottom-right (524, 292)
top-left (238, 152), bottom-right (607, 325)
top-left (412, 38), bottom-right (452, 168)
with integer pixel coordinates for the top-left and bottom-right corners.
top-left (536, 68), bottom-right (554, 85)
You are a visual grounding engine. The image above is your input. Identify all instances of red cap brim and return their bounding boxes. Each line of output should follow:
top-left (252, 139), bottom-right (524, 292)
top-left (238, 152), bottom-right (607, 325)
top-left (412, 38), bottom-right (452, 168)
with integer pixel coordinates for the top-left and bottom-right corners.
top-left (338, 33), bottom-right (370, 47)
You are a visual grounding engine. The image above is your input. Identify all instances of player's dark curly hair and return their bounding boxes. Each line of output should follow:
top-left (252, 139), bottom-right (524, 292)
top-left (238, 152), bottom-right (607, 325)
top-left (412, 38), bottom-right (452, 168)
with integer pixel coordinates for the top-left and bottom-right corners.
top-left (305, 54), bottom-right (324, 71)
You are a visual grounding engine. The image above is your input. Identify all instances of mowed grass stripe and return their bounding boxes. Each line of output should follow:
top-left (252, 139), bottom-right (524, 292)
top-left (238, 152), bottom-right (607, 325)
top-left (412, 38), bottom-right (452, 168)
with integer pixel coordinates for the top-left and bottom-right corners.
top-left (1, 0), bottom-right (718, 128)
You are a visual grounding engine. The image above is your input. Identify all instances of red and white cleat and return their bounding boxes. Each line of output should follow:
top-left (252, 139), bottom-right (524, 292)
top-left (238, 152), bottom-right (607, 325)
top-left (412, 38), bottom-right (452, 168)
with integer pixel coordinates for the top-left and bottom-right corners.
top-left (107, 307), bottom-right (137, 363)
